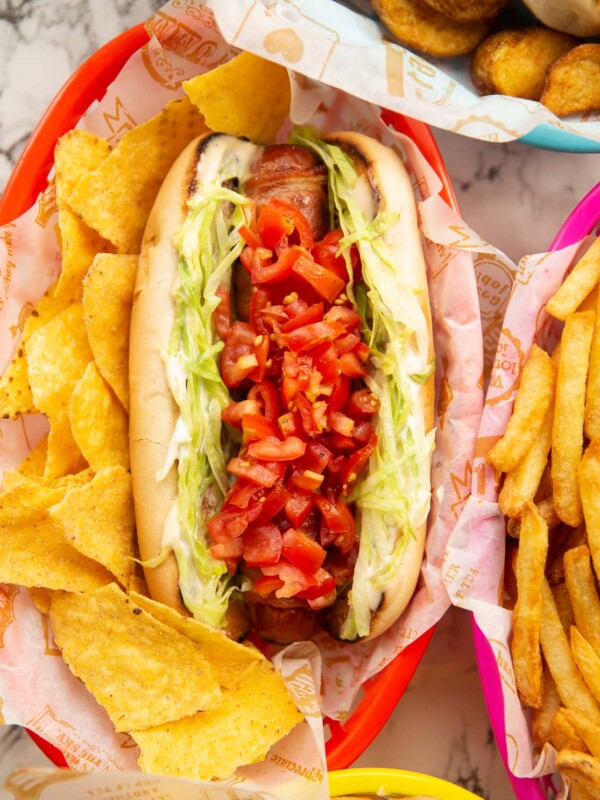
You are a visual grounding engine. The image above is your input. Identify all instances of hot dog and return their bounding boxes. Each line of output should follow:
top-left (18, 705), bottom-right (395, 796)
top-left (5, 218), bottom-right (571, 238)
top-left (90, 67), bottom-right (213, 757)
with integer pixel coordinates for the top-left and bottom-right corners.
top-left (129, 129), bottom-right (435, 643)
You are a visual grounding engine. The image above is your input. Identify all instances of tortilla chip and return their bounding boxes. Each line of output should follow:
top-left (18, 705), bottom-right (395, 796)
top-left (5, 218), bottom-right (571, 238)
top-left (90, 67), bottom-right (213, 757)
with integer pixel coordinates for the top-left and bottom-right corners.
top-left (16, 435), bottom-right (48, 477)
top-left (183, 53), bottom-right (290, 144)
top-left (82, 253), bottom-right (138, 411)
top-left (69, 362), bottom-right (129, 471)
top-left (28, 587), bottom-right (54, 615)
top-left (0, 469), bottom-right (93, 523)
top-left (50, 584), bottom-right (222, 732)
top-left (25, 303), bottom-right (93, 417)
top-left (132, 659), bottom-right (302, 779)
top-left (50, 466), bottom-right (135, 588)
top-left (45, 410), bottom-right (88, 479)
top-left (68, 97), bottom-right (208, 254)
top-left (130, 592), bottom-right (263, 689)
top-left (0, 285), bottom-right (68, 419)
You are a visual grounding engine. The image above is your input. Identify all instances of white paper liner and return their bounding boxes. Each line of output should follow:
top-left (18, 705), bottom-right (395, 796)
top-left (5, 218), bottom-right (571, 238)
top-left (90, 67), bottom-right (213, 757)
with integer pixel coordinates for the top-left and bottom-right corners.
top-left (444, 237), bottom-right (598, 798)
top-left (0, 0), bottom-right (492, 792)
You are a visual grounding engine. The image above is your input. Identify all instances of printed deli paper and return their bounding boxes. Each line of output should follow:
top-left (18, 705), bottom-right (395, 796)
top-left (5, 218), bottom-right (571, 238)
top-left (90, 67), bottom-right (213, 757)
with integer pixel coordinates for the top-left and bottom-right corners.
top-left (444, 237), bottom-right (598, 799)
top-left (0, 0), bottom-right (492, 791)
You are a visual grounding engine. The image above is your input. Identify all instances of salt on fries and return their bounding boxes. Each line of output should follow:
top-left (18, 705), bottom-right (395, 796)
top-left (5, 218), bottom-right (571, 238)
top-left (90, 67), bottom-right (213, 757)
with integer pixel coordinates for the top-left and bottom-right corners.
top-left (0, 53), bottom-right (304, 779)
top-left (491, 235), bottom-right (600, 795)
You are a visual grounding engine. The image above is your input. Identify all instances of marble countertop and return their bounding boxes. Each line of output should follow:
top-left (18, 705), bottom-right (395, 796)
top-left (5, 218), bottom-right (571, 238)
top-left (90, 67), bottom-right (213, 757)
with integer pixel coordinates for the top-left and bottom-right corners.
top-left (0, 2), bottom-right (598, 799)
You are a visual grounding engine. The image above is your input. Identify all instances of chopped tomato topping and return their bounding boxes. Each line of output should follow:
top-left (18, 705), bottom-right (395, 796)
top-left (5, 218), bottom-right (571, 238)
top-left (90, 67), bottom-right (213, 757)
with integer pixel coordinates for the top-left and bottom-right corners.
top-left (208, 199), bottom-right (377, 607)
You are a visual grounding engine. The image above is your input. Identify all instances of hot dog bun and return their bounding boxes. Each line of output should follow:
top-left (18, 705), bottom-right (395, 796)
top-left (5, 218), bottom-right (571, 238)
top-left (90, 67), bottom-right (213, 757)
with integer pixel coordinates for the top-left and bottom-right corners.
top-left (130, 130), bottom-right (433, 643)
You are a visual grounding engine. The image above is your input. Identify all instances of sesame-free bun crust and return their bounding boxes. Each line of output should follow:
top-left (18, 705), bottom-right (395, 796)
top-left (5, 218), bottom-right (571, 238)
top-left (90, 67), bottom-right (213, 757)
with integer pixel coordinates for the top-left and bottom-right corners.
top-left (324, 132), bottom-right (434, 641)
top-left (129, 134), bottom-right (209, 616)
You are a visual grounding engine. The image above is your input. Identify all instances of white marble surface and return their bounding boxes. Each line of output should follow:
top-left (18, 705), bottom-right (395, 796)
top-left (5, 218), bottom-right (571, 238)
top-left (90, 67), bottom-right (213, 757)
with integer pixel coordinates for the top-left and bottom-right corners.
top-left (0, 2), bottom-right (598, 799)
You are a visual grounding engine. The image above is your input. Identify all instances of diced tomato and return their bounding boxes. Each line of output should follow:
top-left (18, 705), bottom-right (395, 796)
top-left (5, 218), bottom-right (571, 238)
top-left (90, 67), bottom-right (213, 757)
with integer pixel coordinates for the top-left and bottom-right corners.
top-left (214, 287), bottom-right (231, 339)
top-left (331, 432), bottom-right (356, 452)
top-left (252, 575), bottom-right (285, 597)
top-left (324, 542), bottom-right (359, 585)
top-left (328, 411), bottom-right (355, 437)
top-left (297, 568), bottom-right (337, 602)
top-left (221, 322), bottom-right (259, 386)
top-left (241, 414), bottom-right (277, 443)
top-left (280, 302), bottom-right (324, 333)
top-left (240, 246), bottom-right (272, 275)
top-left (306, 587), bottom-right (337, 610)
top-left (294, 394), bottom-right (327, 437)
top-left (329, 375), bottom-right (350, 413)
top-left (326, 305), bottom-right (362, 331)
top-left (300, 440), bottom-right (333, 474)
top-left (251, 245), bottom-right (304, 285)
top-left (257, 484), bottom-right (291, 521)
top-left (226, 480), bottom-right (263, 509)
top-left (209, 538), bottom-right (244, 561)
top-left (282, 529), bottom-right (327, 573)
top-left (248, 380), bottom-right (281, 421)
top-left (284, 297), bottom-right (308, 318)
top-left (347, 388), bottom-right (379, 419)
top-left (292, 469), bottom-right (324, 491)
top-left (250, 287), bottom-right (271, 334)
top-left (238, 223), bottom-right (263, 249)
top-left (207, 503), bottom-right (261, 543)
top-left (354, 341), bottom-right (371, 363)
top-left (248, 435), bottom-right (306, 462)
top-left (278, 411), bottom-right (304, 440)
top-left (311, 230), bottom-right (349, 280)
top-left (222, 398), bottom-right (261, 429)
top-left (262, 561), bottom-right (317, 599)
top-left (269, 199), bottom-right (314, 249)
top-left (243, 523), bottom-right (283, 566)
top-left (312, 342), bottom-right (338, 385)
top-left (292, 255), bottom-right (346, 303)
top-left (353, 420), bottom-right (376, 444)
top-left (284, 320), bottom-right (346, 354)
top-left (257, 203), bottom-right (295, 250)
top-left (316, 497), bottom-right (356, 553)
top-left (285, 491), bottom-right (314, 527)
top-left (334, 333), bottom-right (361, 355)
top-left (341, 433), bottom-right (378, 491)
top-left (227, 457), bottom-right (285, 488)
top-left (338, 351), bottom-right (367, 378)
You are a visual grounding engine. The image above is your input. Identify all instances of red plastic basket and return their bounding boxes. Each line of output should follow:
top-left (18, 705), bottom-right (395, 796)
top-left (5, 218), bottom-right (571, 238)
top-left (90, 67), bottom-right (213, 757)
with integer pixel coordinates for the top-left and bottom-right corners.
top-left (0, 22), bottom-right (458, 770)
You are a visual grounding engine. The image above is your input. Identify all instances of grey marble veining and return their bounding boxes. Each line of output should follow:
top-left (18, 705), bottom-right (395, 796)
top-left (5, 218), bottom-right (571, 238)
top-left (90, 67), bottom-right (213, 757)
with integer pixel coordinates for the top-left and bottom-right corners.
top-left (0, 2), bottom-right (598, 799)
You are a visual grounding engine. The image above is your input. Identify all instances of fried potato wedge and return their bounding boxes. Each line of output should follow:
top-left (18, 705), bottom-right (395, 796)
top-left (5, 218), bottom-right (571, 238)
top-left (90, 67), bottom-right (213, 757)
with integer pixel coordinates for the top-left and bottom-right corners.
top-left (372, 0), bottom-right (489, 57)
top-left (541, 44), bottom-right (600, 117)
top-left (420, 0), bottom-right (508, 22)
top-left (472, 28), bottom-right (577, 101)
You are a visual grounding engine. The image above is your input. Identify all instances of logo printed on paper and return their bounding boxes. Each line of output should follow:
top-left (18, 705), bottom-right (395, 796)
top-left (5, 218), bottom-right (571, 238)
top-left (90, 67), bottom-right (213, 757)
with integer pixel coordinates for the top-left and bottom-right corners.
top-left (451, 114), bottom-right (520, 139)
top-left (449, 460), bottom-right (472, 520)
top-left (269, 754), bottom-right (324, 783)
top-left (0, 585), bottom-right (19, 648)
top-left (487, 328), bottom-right (525, 406)
top-left (9, 301), bottom-right (35, 339)
top-left (4, 767), bottom-right (82, 800)
top-left (41, 615), bottom-right (61, 657)
top-left (385, 43), bottom-right (404, 97)
top-left (490, 637), bottom-right (516, 695)
top-left (437, 354), bottom-right (454, 431)
top-left (102, 97), bottom-right (138, 144)
top-left (140, 44), bottom-right (187, 91)
top-left (26, 706), bottom-right (124, 771)
top-left (263, 28), bottom-right (304, 63)
top-left (35, 179), bottom-right (57, 228)
top-left (284, 665), bottom-right (320, 716)
top-left (407, 53), bottom-right (436, 90)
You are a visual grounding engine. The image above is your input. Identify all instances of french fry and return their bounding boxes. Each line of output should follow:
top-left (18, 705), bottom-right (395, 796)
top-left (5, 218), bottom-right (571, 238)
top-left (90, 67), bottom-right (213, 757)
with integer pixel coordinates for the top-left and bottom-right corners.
top-left (507, 496), bottom-right (559, 537)
top-left (540, 579), bottom-right (600, 725)
top-left (571, 627), bottom-right (600, 706)
top-left (553, 582), bottom-right (574, 635)
top-left (499, 402), bottom-right (553, 518)
top-left (562, 708), bottom-right (600, 758)
top-left (531, 666), bottom-right (561, 747)
top-left (487, 345), bottom-right (556, 473)
top-left (579, 285), bottom-right (599, 313)
top-left (547, 237), bottom-right (600, 321)
top-left (551, 708), bottom-right (588, 752)
top-left (585, 290), bottom-right (600, 439)
top-left (564, 546), bottom-right (600, 658)
top-left (556, 749), bottom-right (600, 793)
top-left (546, 525), bottom-right (587, 585)
top-left (560, 764), bottom-right (599, 800)
top-left (511, 503), bottom-right (548, 708)
top-left (551, 311), bottom-right (595, 527)
top-left (579, 440), bottom-right (600, 581)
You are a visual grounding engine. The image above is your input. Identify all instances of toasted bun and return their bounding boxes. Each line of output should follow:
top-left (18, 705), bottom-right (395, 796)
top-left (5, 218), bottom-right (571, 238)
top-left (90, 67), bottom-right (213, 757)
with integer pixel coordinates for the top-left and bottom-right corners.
top-left (324, 133), bottom-right (434, 642)
top-left (130, 131), bottom-right (432, 642)
top-left (130, 134), bottom-right (209, 616)
top-left (522, 0), bottom-right (600, 36)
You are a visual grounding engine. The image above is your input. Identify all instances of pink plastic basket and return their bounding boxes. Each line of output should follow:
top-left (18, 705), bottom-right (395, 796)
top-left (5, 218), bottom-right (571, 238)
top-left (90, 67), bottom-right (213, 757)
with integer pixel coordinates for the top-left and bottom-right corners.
top-left (472, 181), bottom-right (600, 800)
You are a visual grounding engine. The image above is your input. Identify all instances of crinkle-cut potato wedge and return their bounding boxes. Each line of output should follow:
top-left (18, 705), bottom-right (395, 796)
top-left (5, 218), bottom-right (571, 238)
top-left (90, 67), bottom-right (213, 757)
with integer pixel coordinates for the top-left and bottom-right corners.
top-left (421, 0), bottom-right (509, 22)
top-left (472, 28), bottom-right (578, 100)
top-left (541, 44), bottom-right (600, 116)
top-left (372, 0), bottom-right (490, 57)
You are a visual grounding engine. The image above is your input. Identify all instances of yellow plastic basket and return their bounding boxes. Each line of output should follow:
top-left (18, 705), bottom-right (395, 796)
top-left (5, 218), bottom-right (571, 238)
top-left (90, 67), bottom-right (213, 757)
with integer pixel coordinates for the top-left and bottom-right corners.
top-left (329, 768), bottom-right (482, 799)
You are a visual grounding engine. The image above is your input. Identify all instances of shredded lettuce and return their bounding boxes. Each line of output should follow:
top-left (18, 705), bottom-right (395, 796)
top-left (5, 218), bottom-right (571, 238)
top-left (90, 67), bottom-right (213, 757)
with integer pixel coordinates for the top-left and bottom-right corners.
top-left (165, 157), bottom-right (252, 629)
top-left (291, 128), bottom-right (435, 639)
